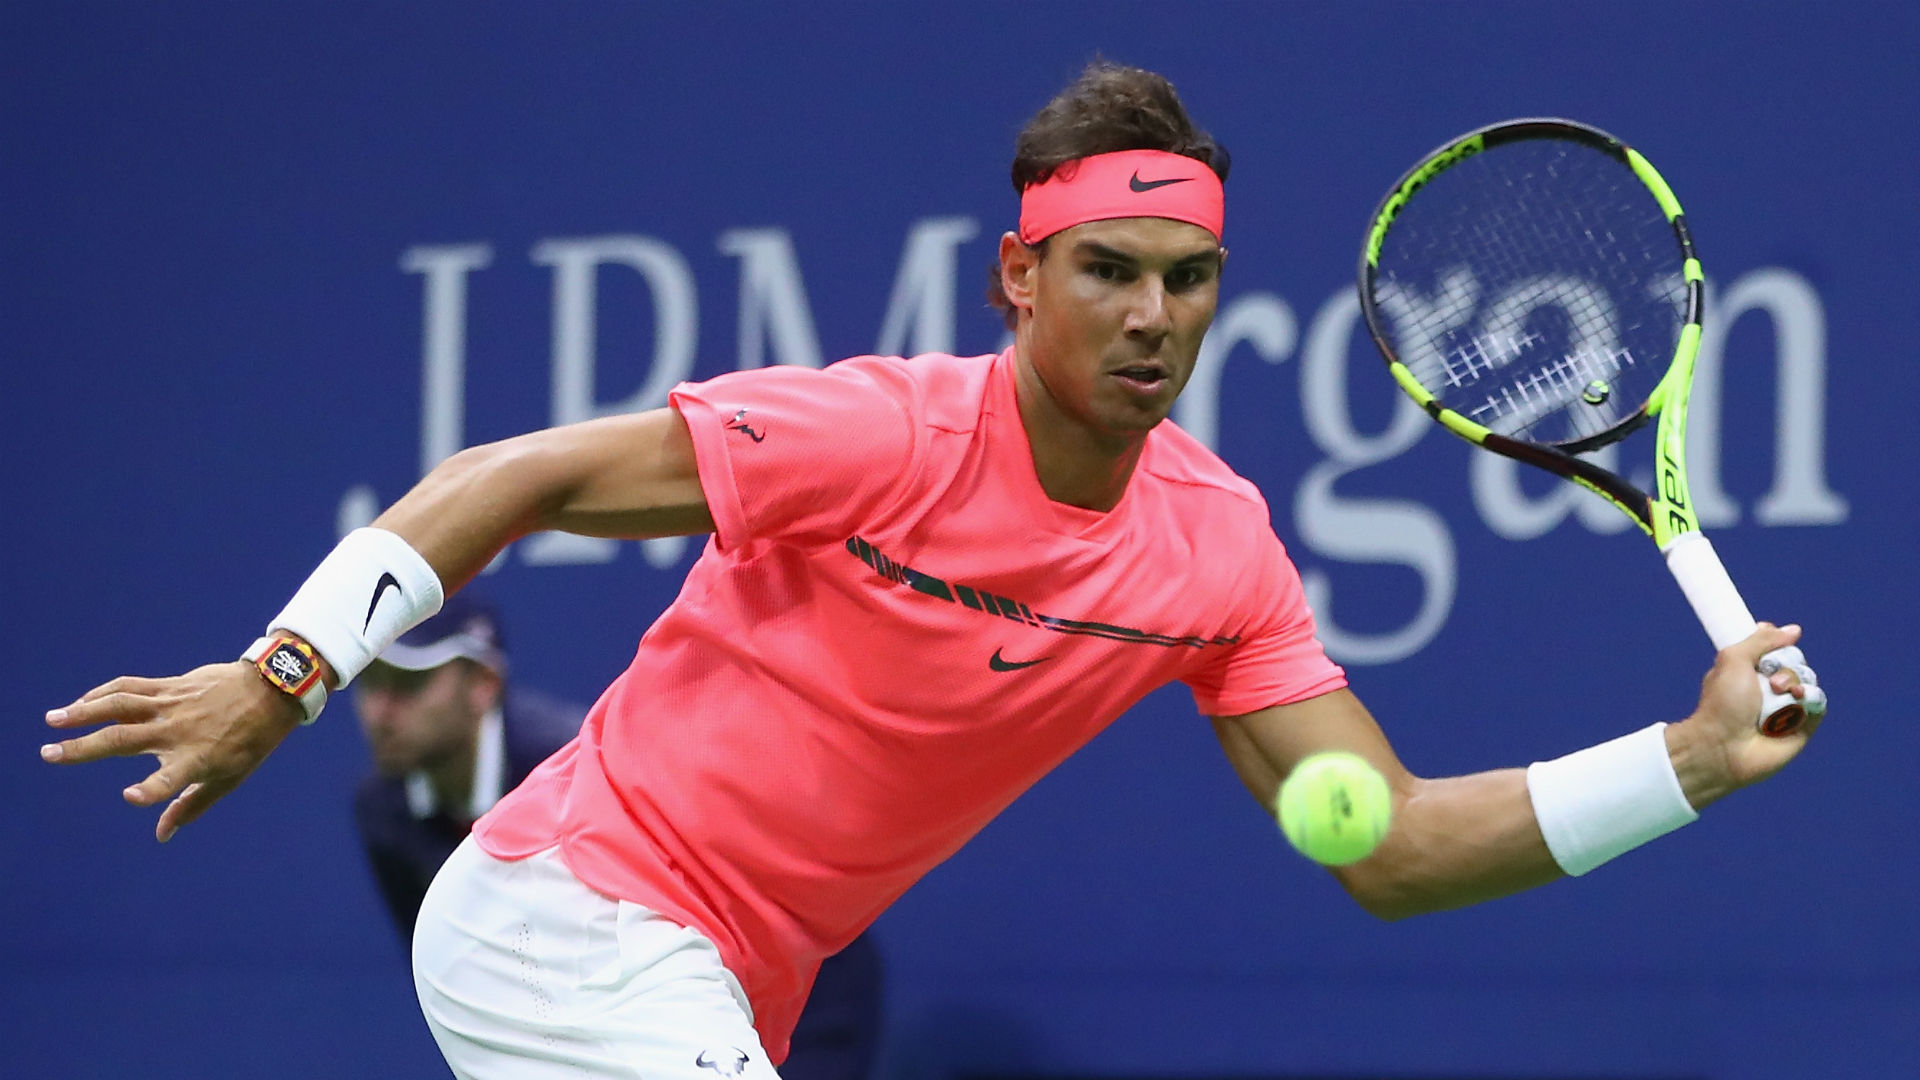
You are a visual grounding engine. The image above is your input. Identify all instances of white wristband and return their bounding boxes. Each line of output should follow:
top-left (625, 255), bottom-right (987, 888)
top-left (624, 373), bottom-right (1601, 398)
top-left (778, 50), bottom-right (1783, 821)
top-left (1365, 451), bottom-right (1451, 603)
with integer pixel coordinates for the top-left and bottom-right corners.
top-left (1526, 722), bottom-right (1699, 877)
top-left (267, 527), bottom-right (445, 688)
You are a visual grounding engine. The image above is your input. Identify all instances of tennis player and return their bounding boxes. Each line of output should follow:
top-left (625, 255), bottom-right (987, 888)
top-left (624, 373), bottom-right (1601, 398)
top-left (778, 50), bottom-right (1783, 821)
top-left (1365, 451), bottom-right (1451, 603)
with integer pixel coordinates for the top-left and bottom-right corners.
top-left (43, 62), bottom-right (1820, 1080)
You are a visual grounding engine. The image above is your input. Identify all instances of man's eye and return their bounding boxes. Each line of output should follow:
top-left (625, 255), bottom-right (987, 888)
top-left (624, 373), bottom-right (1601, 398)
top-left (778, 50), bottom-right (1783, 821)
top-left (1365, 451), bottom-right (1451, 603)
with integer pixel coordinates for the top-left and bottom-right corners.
top-left (1089, 263), bottom-right (1121, 281)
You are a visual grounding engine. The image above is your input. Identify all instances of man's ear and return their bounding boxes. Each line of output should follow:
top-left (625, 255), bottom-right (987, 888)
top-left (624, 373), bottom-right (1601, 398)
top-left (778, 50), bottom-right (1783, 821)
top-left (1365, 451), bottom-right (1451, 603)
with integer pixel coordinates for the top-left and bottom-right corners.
top-left (998, 231), bottom-right (1039, 316)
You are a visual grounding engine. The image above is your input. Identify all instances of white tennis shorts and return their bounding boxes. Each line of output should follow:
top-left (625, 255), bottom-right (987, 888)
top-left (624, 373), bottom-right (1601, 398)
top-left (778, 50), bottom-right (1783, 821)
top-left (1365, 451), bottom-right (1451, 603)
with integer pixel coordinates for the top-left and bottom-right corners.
top-left (413, 836), bottom-right (781, 1080)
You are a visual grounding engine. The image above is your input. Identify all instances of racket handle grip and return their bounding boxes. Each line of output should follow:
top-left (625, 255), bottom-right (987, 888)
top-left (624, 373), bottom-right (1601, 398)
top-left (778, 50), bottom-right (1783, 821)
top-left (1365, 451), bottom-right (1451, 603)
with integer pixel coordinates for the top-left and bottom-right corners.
top-left (1661, 531), bottom-right (1822, 736)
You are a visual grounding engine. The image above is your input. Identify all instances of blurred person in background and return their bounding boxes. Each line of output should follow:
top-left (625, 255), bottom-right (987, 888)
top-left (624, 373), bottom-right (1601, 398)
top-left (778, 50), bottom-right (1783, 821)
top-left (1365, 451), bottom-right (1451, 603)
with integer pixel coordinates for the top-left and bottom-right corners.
top-left (352, 594), bottom-right (583, 940)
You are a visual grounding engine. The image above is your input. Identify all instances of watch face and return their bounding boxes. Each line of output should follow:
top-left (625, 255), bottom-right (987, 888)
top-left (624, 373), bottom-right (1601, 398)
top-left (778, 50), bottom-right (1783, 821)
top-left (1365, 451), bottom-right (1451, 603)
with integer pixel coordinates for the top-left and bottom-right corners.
top-left (264, 642), bottom-right (317, 691)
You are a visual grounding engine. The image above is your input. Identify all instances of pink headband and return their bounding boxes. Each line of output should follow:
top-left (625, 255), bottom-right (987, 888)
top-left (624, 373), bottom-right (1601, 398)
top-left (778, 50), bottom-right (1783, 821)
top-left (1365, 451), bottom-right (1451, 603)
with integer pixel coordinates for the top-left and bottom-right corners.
top-left (1018, 149), bottom-right (1224, 245)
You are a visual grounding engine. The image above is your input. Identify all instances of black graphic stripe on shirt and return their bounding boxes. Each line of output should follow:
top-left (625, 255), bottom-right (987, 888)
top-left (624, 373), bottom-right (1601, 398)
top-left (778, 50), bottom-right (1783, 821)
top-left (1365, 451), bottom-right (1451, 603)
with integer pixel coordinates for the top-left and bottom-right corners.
top-left (844, 536), bottom-right (1236, 648)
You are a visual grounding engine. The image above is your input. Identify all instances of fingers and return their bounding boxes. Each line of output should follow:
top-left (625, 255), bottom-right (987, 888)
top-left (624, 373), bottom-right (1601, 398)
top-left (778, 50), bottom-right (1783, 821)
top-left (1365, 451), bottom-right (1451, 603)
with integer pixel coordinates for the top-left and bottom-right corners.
top-left (44, 690), bottom-right (161, 732)
top-left (1735, 624), bottom-right (1827, 740)
top-left (39, 714), bottom-right (167, 765)
top-left (157, 779), bottom-right (236, 843)
top-left (1762, 659), bottom-right (1810, 707)
top-left (123, 759), bottom-right (192, 808)
top-left (1727, 622), bottom-right (1802, 666)
top-left (42, 676), bottom-right (191, 761)
top-left (44, 662), bottom-right (299, 842)
top-left (76, 675), bottom-right (170, 705)
top-left (1753, 632), bottom-right (1826, 724)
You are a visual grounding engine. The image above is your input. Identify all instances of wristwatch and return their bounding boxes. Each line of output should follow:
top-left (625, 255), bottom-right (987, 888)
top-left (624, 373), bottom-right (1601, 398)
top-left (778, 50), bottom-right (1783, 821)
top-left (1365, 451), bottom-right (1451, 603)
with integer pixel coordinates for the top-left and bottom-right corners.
top-left (242, 634), bottom-right (329, 724)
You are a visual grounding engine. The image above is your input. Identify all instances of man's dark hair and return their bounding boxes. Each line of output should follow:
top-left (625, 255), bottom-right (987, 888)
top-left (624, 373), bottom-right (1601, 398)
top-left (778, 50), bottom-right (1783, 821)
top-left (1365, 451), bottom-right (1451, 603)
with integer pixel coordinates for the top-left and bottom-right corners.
top-left (987, 61), bottom-right (1231, 330)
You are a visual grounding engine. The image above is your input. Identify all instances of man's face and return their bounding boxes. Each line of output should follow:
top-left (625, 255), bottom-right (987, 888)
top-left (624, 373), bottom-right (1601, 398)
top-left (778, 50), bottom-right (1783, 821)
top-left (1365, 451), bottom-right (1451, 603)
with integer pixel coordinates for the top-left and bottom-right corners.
top-left (1016, 216), bottom-right (1224, 436)
top-left (353, 661), bottom-right (496, 776)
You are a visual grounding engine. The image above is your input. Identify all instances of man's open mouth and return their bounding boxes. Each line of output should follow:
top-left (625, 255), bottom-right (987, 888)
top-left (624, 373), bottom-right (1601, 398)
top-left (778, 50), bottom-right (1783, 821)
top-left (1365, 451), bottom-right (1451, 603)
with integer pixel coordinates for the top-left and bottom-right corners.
top-left (1111, 364), bottom-right (1169, 391)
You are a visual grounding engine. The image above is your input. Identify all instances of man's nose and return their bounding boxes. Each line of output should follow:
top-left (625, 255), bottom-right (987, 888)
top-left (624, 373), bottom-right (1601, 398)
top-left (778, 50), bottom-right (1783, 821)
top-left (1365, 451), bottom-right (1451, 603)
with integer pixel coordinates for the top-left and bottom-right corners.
top-left (1125, 278), bottom-right (1172, 337)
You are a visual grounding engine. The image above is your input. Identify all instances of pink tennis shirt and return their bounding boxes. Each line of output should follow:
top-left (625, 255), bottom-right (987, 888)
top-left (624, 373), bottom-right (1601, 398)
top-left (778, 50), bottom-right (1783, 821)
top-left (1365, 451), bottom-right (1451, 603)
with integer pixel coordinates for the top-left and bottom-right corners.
top-left (474, 348), bottom-right (1346, 1060)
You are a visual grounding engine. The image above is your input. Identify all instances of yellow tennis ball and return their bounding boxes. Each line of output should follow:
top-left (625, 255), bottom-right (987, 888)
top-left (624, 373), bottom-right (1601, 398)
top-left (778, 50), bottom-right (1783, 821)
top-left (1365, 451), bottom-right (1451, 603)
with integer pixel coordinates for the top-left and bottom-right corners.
top-left (1276, 751), bottom-right (1392, 866)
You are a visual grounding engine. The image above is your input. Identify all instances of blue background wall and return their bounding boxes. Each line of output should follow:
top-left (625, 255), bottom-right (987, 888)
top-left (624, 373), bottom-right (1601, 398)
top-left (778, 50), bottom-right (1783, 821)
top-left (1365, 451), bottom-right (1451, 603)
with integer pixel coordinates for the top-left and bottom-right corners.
top-left (5, 4), bottom-right (1914, 1078)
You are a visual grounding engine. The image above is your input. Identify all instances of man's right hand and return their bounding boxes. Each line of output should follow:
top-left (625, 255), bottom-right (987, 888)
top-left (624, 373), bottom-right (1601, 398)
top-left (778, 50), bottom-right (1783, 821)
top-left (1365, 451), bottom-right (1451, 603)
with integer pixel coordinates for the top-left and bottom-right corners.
top-left (1665, 622), bottom-right (1823, 812)
top-left (42, 661), bottom-right (306, 842)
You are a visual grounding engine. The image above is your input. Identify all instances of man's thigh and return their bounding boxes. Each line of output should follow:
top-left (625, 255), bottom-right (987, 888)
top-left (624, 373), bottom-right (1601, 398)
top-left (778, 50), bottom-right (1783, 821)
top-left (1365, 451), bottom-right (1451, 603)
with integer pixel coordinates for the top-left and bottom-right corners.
top-left (413, 838), bottom-right (779, 1080)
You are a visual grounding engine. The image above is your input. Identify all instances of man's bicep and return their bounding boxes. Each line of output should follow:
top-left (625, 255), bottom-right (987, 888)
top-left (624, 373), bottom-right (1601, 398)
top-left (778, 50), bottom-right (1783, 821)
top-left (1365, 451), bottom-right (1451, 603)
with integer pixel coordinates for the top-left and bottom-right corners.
top-left (542, 406), bottom-right (716, 539)
top-left (1209, 688), bottom-right (1413, 809)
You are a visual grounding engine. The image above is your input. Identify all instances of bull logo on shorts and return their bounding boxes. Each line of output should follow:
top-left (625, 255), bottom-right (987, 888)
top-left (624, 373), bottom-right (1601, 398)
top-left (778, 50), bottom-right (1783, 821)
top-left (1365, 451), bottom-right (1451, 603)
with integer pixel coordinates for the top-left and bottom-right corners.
top-left (695, 1048), bottom-right (751, 1077)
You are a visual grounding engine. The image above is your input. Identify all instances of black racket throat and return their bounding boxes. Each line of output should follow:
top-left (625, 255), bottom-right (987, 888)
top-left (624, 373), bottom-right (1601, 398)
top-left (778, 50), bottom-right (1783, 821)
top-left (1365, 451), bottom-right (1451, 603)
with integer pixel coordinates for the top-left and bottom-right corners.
top-left (1480, 427), bottom-right (1656, 532)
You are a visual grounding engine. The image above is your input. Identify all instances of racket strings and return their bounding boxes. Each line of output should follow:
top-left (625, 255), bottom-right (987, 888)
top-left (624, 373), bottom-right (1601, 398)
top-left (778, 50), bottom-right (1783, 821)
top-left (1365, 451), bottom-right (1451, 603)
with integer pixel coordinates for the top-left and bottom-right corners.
top-left (1371, 139), bottom-right (1687, 449)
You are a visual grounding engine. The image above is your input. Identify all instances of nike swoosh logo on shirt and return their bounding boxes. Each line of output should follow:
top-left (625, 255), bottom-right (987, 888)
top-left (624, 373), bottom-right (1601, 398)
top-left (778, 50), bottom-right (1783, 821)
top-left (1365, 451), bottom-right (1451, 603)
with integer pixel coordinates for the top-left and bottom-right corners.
top-left (989, 647), bottom-right (1052, 672)
top-left (364, 572), bottom-right (402, 632)
top-left (1129, 172), bottom-right (1193, 193)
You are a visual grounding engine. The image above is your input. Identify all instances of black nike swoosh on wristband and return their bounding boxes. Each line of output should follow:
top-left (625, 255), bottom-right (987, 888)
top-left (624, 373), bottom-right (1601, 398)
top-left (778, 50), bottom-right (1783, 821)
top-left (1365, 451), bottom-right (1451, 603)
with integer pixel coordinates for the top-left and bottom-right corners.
top-left (364, 572), bottom-right (402, 632)
top-left (1129, 172), bottom-right (1194, 193)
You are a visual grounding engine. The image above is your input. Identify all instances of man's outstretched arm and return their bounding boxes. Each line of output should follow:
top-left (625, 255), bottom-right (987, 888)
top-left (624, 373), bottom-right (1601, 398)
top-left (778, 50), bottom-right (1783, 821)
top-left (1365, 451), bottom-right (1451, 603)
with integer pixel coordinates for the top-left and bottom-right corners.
top-left (1212, 623), bottom-right (1820, 920)
top-left (376, 406), bottom-right (713, 593)
top-left (42, 408), bottom-right (711, 841)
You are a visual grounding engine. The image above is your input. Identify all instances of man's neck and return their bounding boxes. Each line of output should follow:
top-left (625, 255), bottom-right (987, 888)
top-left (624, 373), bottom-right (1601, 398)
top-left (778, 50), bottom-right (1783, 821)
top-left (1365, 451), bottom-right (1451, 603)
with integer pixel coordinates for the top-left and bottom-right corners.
top-left (1011, 342), bottom-right (1147, 513)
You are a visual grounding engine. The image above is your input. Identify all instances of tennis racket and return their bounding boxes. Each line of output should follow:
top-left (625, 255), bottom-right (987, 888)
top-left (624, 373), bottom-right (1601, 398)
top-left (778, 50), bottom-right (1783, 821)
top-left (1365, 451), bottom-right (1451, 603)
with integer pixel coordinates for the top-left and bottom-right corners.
top-left (1357, 117), bottom-right (1824, 736)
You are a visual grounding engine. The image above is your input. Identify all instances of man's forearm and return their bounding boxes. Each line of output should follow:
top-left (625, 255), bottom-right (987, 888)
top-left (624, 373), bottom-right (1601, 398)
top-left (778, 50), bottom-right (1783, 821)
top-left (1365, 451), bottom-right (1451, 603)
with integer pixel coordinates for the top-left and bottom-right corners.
top-left (1342, 722), bottom-right (1732, 920)
top-left (1333, 767), bottom-right (1563, 921)
top-left (372, 440), bottom-right (558, 596)
top-left (270, 437), bottom-right (578, 692)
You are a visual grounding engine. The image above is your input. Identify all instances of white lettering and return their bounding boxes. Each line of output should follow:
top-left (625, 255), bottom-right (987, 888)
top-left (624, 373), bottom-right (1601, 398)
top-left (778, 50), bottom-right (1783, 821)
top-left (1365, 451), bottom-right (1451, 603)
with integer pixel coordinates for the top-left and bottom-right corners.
top-left (533, 234), bottom-right (699, 423)
top-left (1371, 267), bottom-right (1479, 393)
top-left (1692, 269), bottom-right (1847, 527)
top-left (875, 217), bottom-right (979, 357)
top-left (381, 228), bottom-right (1843, 613)
top-left (525, 235), bottom-right (700, 567)
top-left (718, 228), bottom-right (824, 370)
top-left (1293, 290), bottom-right (1456, 665)
top-left (400, 244), bottom-right (492, 476)
top-left (336, 484), bottom-right (380, 540)
top-left (1177, 291), bottom-right (1296, 450)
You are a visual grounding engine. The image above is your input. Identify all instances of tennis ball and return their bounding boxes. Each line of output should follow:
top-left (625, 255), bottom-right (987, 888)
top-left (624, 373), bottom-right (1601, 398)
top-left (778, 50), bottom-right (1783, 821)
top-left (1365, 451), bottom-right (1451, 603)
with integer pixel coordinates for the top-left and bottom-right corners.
top-left (1275, 751), bottom-right (1392, 866)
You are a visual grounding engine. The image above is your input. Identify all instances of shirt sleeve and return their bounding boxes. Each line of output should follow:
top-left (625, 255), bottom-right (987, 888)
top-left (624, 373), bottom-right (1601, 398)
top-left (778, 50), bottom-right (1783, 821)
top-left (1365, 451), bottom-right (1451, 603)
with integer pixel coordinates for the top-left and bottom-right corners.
top-left (1182, 526), bottom-right (1347, 717)
top-left (670, 357), bottom-right (920, 551)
